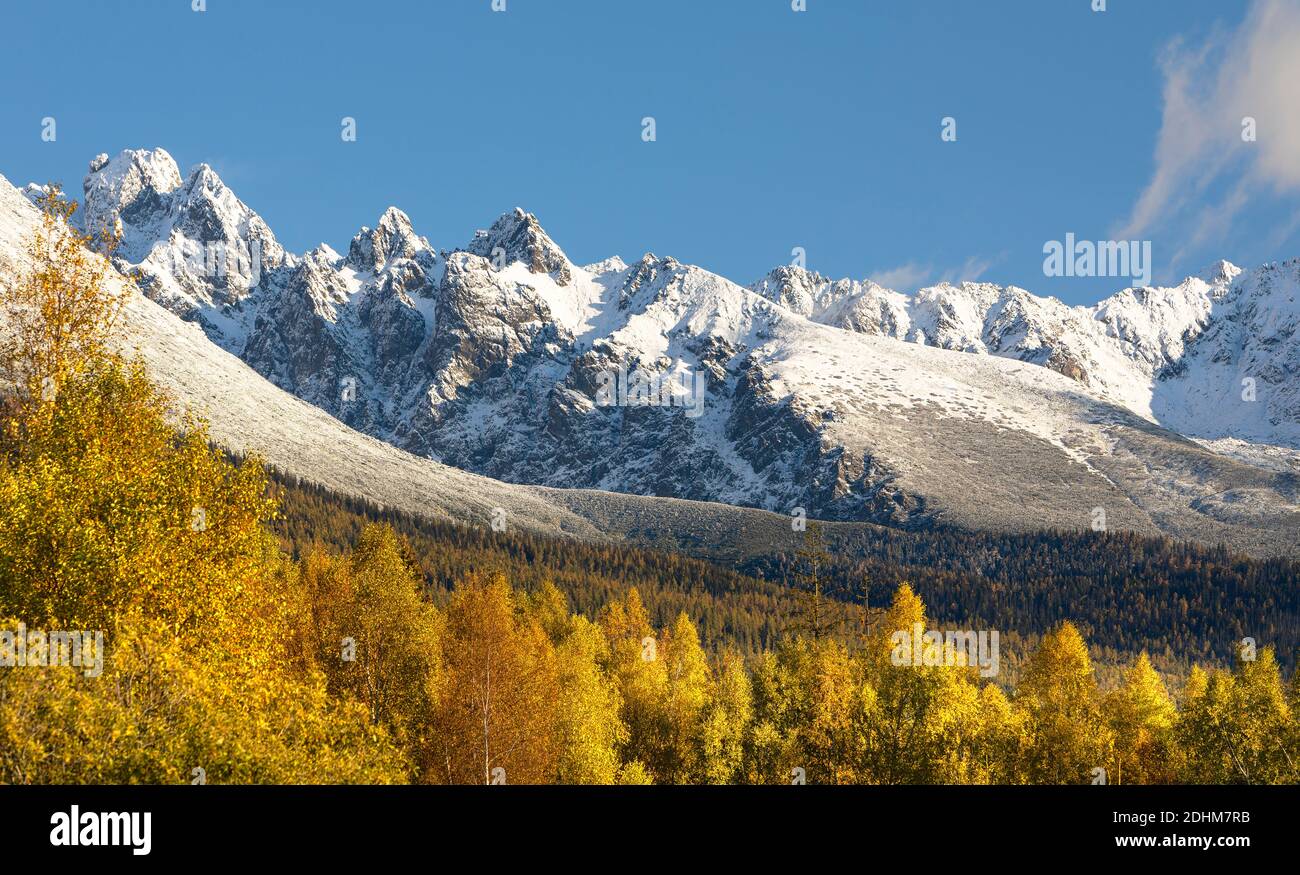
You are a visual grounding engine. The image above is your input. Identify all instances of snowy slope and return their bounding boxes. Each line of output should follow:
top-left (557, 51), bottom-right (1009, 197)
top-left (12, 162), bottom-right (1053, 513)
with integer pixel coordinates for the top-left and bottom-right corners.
top-left (750, 261), bottom-right (1300, 449)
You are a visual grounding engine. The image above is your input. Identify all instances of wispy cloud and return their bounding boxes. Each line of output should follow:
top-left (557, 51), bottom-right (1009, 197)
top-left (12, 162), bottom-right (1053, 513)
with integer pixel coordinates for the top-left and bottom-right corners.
top-left (868, 262), bottom-right (934, 291)
top-left (1115, 0), bottom-right (1300, 269)
top-left (939, 255), bottom-right (998, 286)
top-left (870, 254), bottom-right (1000, 292)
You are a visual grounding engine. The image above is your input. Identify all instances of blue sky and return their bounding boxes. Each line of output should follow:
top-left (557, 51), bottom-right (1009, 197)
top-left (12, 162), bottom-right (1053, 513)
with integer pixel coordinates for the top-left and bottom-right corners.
top-left (3, 0), bottom-right (1298, 304)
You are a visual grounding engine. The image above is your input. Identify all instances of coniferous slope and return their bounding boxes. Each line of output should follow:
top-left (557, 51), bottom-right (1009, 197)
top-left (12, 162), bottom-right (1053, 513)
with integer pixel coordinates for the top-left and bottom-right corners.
top-left (270, 471), bottom-right (810, 658)
top-left (271, 471), bottom-right (1300, 677)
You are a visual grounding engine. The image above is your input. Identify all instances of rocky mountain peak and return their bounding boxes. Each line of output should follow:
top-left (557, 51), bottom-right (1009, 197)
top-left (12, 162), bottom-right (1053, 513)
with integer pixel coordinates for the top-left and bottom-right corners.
top-left (183, 162), bottom-right (226, 194)
top-left (583, 255), bottom-right (629, 276)
top-left (308, 242), bottom-right (343, 263)
top-left (466, 207), bottom-right (572, 285)
top-left (81, 147), bottom-right (182, 235)
top-left (749, 264), bottom-right (828, 315)
top-left (1199, 259), bottom-right (1242, 289)
top-left (346, 206), bottom-right (428, 273)
top-left (78, 148), bottom-right (287, 310)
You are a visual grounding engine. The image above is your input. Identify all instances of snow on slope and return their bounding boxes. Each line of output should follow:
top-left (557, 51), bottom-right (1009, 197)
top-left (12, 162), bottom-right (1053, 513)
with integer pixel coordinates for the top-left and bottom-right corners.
top-left (9, 150), bottom-right (1300, 556)
top-left (750, 261), bottom-right (1300, 451)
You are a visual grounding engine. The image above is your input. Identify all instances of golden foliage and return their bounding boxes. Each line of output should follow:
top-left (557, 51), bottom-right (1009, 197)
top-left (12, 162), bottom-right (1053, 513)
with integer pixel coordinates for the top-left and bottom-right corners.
top-left (0, 192), bottom-right (405, 784)
top-left (0, 186), bottom-right (126, 408)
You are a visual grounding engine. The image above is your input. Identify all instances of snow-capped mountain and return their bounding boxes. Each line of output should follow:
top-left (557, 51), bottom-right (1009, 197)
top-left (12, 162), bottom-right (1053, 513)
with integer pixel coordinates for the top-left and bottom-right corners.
top-left (749, 260), bottom-right (1300, 450)
top-left (77, 149), bottom-right (289, 318)
top-left (6, 148), bottom-right (1299, 556)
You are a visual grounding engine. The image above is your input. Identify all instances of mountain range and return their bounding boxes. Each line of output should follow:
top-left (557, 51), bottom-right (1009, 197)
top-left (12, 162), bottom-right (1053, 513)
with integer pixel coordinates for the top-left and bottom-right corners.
top-left (2, 147), bottom-right (1298, 557)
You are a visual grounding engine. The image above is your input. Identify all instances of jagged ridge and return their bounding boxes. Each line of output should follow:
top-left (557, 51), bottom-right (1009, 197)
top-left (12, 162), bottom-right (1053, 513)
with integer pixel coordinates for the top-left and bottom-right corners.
top-left (8, 148), bottom-right (1298, 555)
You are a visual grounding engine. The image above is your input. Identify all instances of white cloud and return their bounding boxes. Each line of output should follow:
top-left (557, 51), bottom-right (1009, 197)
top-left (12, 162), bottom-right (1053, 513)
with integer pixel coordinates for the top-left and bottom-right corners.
top-left (1116, 0), bottom-right (1300, 263)
top-left (939, 255), bottom-right (997, 285)
top-left (870, 254), bottom-right (999, 292)
top-left (868, 261), bottom-right (933, 290)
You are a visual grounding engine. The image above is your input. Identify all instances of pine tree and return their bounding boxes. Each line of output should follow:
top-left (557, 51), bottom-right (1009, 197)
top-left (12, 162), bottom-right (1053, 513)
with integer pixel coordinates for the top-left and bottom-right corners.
top-left (790, 523), bottom-right (838, 641)
top-left (659, 612), bottom-right (713, 783)
top-left (699, 648), bottom-right (752, 784)
top-left (297, 526), bottom-right (442, 770)
top-left (859, 584), bottom-right (983, 784)
top-left (598, 588), bottom-right (667, 781)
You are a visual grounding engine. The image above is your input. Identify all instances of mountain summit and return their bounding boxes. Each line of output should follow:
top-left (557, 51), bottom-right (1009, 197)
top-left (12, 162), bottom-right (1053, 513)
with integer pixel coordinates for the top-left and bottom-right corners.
top-left (465, 207), bottom-right (573, 285)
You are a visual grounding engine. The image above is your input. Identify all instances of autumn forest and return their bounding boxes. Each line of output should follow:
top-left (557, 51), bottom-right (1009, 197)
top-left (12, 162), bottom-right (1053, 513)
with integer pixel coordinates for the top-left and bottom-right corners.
top-left (1, 191), bottom-right (1298, 786)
